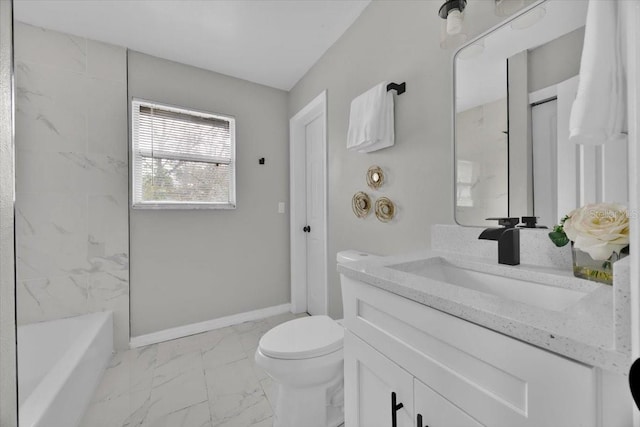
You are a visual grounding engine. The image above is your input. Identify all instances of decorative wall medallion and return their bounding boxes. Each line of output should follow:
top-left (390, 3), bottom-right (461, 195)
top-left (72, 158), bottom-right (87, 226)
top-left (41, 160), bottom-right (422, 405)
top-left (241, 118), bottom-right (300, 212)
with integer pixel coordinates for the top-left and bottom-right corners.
top-left (375, 197), bottom-right (395, 222)
top-left (366, 166), bottom-right (384, 190)
top-left (352, 191), bottom-right (371, 218)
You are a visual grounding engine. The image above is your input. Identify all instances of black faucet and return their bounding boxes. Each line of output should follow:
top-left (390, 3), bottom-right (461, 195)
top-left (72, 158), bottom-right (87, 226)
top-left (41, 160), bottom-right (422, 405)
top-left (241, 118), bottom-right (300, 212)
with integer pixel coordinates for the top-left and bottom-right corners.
top-left (479, 217), bottom-right (520, 266)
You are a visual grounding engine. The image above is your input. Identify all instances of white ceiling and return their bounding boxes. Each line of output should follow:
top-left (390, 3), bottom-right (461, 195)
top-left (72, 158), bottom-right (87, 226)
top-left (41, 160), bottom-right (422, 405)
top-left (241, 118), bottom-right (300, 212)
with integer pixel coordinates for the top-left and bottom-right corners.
top-left (14, 0), bottom-right (371, 91)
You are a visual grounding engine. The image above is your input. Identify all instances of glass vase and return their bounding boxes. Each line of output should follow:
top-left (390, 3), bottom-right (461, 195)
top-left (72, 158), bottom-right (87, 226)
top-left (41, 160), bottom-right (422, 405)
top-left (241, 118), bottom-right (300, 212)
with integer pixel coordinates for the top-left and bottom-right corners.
top-left (571, 243), bottom-right (628, 285)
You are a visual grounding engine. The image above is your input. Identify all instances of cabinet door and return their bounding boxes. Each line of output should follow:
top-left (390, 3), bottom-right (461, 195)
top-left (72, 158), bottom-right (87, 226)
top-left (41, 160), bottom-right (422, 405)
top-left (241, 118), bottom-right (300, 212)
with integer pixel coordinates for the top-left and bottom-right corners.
top-left (344, 330), bottom-right (414, 427)
top-left (414, 378), bottom-right (484, 427)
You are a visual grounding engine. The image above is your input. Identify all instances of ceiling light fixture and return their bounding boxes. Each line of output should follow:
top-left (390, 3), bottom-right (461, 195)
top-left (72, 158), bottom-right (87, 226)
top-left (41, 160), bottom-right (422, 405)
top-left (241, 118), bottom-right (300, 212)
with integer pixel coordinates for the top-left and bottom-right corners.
top-left (439, 0), bottom-right (468, 49)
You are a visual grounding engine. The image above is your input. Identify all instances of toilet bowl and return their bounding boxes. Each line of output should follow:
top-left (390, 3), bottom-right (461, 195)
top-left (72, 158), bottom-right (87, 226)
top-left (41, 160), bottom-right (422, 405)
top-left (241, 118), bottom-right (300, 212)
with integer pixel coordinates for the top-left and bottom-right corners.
top-left (255, 249), bottom-right (377, 427)
top-left (255, 316), bottom-right (344, 427)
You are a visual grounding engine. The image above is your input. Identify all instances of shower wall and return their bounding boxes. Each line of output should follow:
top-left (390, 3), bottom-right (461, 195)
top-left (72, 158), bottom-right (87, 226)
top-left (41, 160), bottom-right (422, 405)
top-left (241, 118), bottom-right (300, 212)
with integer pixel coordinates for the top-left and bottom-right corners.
top-left (14, 23), bottom-right (129, 349)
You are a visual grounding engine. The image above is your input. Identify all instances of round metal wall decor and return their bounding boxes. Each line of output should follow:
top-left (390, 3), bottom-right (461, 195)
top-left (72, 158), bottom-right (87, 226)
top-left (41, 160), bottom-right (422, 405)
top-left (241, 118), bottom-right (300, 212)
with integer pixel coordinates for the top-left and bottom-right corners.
top-left (375, 197), bottom-right (395, 222)
top-left (352, 191), bottom-right (371, 218)
top-left (366, 166), bottom-right (384, 190)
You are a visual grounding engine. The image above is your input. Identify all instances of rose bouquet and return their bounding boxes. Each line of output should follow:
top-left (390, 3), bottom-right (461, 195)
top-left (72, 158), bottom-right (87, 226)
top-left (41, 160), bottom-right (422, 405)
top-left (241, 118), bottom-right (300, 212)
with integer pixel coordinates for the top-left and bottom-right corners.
top-left (549, 203), bottom-right (629, 284)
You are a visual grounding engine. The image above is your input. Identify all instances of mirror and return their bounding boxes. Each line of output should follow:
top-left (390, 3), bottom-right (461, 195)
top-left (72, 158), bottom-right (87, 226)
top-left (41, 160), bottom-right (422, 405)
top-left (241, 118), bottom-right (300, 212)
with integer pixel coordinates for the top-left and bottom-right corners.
top-left (454, 0), bottom-right (628, 227)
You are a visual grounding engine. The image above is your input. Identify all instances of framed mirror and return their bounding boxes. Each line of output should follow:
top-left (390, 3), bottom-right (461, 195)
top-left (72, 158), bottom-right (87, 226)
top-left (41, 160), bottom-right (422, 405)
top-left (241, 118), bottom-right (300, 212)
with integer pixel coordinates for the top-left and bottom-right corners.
top-left (453, 0), bottom-right (628, 227)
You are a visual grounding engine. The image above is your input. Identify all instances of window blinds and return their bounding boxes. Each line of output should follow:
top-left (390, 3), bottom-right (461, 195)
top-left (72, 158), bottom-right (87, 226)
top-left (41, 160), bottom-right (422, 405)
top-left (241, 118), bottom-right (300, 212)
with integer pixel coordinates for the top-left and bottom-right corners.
top-left (131, 100), bottom-right (236, 208)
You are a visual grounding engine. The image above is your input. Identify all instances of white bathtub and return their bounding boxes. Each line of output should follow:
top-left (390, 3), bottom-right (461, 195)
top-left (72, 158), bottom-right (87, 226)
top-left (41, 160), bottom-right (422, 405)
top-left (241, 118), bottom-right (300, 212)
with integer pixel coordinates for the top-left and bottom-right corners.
top-left (18, 312), bottom-right (114, 427)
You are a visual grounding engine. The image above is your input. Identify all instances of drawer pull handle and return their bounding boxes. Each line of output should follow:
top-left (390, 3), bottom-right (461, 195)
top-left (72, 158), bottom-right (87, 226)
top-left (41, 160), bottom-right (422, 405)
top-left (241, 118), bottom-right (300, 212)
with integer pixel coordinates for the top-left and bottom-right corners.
top-left (391, 392), bottom-right (404, 427)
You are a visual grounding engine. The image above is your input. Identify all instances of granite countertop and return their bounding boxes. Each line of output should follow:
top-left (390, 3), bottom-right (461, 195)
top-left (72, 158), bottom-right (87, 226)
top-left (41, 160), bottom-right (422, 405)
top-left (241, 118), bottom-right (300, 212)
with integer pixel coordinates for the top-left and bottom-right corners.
top-left (338, 249), bottom-right (631, 375)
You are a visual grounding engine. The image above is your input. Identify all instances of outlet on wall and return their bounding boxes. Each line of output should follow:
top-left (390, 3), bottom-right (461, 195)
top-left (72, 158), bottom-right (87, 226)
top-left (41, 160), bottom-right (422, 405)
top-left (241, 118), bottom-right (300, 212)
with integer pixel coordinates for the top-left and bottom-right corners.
top-left (278, 202), bottom-right (286, 213)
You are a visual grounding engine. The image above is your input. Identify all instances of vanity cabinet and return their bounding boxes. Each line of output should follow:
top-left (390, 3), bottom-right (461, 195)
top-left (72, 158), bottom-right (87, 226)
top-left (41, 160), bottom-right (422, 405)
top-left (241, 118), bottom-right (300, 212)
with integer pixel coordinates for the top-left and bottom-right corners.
top-left (342, 276), bottom-right (629, 427)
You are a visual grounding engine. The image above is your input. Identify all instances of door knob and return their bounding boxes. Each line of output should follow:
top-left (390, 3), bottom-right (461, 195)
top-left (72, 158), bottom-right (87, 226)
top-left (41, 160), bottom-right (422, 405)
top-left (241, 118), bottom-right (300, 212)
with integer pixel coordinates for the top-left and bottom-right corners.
top-left (303, 225), bottom-right (311, 233)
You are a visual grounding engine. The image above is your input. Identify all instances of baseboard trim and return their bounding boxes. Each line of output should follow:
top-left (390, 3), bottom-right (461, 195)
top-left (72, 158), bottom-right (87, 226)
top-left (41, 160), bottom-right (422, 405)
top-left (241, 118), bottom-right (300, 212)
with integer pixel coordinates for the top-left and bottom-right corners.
top-left (129, 303), bottom-right (292, 348)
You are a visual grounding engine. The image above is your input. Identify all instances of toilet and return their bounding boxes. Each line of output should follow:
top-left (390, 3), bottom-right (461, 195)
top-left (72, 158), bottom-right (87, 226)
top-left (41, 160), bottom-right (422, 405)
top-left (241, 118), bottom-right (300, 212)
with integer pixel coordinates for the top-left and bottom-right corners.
top-left (255, 250), bottom-right (377, 427)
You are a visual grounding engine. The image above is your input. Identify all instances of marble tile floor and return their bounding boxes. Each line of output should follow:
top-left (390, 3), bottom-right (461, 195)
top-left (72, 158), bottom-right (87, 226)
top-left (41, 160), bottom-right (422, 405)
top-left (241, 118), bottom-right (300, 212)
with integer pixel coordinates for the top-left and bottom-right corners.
top-left (80, 312), bottom-right (309, 427)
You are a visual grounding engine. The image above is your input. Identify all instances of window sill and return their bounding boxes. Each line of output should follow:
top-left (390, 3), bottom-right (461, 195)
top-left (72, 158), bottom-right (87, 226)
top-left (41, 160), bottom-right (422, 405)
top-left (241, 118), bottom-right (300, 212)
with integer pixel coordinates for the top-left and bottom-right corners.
top-left (131, 202), bottom-right (236, 210)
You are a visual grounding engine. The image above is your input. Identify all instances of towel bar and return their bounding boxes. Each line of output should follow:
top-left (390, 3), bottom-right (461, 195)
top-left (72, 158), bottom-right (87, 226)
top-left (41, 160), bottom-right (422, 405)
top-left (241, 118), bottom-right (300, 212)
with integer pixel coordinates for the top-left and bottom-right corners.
top-left (386, 82), bottom-right (406, 95)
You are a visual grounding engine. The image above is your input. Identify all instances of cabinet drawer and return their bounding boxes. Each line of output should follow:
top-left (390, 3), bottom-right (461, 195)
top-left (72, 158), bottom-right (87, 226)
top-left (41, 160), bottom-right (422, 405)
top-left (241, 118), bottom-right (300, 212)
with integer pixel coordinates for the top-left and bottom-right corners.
top-left (341, 276), bottom-right (597, 427)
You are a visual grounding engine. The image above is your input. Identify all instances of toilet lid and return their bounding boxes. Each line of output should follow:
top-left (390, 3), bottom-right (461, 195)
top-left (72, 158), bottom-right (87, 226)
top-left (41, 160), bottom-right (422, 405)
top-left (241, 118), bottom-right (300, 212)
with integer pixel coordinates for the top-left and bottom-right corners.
top-left (259, 315), bottom-right (344, 360)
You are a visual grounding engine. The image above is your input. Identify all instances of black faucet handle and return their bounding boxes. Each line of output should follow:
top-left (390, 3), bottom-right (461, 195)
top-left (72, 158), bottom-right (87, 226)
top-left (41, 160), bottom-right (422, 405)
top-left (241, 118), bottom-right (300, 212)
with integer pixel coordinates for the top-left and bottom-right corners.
top-left (519, 216), bottom-right (548, 229)
top-left (486, 217), bottom-right (520, 228)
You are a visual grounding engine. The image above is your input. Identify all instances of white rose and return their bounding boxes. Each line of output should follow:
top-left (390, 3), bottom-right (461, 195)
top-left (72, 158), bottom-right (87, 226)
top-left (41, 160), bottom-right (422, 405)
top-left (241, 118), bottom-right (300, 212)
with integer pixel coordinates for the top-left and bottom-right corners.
top-left (563, 203), bottom-right (629, 260)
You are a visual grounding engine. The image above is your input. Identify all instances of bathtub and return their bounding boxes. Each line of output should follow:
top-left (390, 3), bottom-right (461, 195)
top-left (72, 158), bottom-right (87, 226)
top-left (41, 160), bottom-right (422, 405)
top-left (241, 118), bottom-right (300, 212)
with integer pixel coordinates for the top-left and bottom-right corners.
top-left (18, 312), bottom-right (114, 427)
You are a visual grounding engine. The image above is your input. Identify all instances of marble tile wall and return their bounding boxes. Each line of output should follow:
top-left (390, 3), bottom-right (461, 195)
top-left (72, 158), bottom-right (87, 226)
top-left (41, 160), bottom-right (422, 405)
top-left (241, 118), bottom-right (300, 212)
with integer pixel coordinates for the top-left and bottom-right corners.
top-left (14, 23), bottom-right (129, 349)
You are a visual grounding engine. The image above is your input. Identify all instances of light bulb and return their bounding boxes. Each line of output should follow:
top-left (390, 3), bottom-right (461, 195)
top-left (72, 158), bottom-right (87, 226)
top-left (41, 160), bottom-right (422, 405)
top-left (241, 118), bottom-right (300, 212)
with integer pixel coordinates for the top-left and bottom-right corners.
top-left (447, 9), bottom-right (463, 35)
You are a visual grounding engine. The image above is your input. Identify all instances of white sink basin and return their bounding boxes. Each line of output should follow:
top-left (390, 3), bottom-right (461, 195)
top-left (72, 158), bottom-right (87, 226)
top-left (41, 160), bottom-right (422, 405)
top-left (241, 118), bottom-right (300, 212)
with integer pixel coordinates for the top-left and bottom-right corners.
top-left (389, 257), bottom-right (589, 312)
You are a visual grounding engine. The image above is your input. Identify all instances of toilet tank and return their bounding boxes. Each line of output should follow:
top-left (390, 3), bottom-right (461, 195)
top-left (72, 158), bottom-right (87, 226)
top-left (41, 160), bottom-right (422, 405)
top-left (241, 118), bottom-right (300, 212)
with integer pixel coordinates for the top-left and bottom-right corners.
top-left (336, 250), bottom-right (378, 264)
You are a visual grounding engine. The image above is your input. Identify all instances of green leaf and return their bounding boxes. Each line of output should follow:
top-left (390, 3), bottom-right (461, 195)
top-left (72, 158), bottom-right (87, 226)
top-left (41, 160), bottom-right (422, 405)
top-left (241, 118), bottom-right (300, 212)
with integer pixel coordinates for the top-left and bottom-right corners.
top-left (548, 231), bottom-right (570, 247)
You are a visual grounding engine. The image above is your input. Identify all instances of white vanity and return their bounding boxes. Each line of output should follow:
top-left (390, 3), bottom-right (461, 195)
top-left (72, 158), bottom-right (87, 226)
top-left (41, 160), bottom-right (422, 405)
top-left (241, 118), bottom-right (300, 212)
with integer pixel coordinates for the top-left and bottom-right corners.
top-left (338, 226), bottom-right (634, 427)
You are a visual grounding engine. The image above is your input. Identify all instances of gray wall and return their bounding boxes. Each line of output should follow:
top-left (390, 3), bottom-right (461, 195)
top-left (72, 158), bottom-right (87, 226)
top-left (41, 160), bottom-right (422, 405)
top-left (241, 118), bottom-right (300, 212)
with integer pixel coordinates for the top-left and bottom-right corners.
top-left (14, 23), bottom-right (130, 349)
top-left (528, 27), bottom-right (585, 93)
top-left (128, 52), bottom-right (290, 336)
top-left (288, 1), bottom-right (503, 319)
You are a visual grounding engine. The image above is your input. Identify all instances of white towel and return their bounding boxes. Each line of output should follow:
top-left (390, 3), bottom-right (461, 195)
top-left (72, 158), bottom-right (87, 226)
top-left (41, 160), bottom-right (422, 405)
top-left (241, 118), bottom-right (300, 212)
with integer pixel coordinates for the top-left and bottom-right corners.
top-left (569, 0), bottom-right (627, 146)
top-left (347, 82), bottom-right (394, 153)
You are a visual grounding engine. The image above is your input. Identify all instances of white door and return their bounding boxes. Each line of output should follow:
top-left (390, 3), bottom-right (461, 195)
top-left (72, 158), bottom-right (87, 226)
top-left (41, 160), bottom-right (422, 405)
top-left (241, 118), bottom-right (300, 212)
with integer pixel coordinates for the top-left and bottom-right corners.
top-left (305, 115), bottom-right (326, 315)
top-left (344, 331), bottom-right (414, 427)
top-left (290, 91), bottom-right (327, 315)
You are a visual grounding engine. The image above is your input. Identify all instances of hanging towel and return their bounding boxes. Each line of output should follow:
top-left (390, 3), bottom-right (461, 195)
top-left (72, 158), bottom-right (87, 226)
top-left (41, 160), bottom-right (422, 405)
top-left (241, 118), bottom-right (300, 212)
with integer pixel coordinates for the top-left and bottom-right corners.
top-left (569, 0), bottom-right (627, 146)
top-left (347, 82), bottom-right (395, 153)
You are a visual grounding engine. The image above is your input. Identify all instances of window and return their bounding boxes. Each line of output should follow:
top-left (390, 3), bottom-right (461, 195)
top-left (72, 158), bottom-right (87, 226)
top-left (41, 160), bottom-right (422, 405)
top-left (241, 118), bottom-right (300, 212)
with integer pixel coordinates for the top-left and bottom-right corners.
top-left (131, 99), bottom-right (236, 209)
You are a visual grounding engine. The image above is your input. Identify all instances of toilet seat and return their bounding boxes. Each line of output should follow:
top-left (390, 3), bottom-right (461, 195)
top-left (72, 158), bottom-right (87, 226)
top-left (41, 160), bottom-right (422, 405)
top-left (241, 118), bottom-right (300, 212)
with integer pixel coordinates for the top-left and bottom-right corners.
top-left (259, 315), bottom-right (343, 360)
